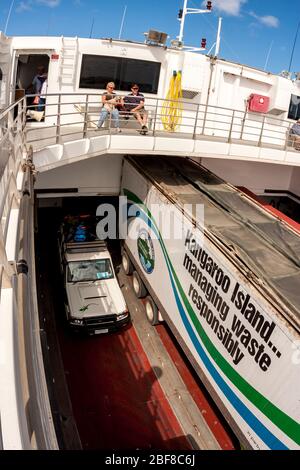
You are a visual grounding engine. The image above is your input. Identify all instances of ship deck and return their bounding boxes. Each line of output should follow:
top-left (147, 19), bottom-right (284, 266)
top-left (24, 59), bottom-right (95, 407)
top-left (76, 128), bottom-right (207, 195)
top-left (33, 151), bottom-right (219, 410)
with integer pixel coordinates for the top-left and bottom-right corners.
top-left (35, 205), bottom-right (235, 450)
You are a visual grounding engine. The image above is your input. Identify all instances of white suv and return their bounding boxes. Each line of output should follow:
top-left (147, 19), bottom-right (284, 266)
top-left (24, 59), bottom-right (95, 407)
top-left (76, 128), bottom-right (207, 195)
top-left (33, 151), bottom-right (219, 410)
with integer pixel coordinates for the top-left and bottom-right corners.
top-left (59, 219), bottom-right (130, 334)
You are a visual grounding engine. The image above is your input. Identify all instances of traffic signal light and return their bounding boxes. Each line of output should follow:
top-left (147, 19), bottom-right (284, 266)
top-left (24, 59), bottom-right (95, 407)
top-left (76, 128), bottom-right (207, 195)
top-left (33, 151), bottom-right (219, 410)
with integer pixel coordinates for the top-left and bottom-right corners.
top-left (178, 9), bottom-right (183, 19)
top-left (201, 38), bottom-right (207, 48)
top-left (206, 1), bottom-right (212, 10)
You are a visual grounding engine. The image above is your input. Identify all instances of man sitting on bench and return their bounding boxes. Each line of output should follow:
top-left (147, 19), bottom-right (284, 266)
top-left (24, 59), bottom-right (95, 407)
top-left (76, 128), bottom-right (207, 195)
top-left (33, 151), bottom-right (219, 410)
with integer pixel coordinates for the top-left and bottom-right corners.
top-left (124, 84), bottom-right (148, 134)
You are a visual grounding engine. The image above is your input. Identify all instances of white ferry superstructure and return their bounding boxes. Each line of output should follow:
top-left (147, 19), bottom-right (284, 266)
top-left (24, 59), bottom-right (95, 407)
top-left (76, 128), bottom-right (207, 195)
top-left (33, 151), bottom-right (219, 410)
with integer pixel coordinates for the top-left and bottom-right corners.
top-left (0, 24), bottom-right (300, 451)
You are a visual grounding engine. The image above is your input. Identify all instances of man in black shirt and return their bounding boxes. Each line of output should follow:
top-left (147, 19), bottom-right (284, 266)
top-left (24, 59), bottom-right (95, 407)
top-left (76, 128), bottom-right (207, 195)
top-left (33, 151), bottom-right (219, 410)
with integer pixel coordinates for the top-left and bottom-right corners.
top-left (124, 84), bottom-right (148, 133)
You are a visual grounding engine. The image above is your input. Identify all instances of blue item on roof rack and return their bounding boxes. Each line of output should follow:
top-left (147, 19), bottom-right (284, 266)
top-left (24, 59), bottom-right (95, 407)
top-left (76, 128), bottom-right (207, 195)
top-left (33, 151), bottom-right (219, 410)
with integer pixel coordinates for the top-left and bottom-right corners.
top-left (74, 224), bottom-right (88, 242)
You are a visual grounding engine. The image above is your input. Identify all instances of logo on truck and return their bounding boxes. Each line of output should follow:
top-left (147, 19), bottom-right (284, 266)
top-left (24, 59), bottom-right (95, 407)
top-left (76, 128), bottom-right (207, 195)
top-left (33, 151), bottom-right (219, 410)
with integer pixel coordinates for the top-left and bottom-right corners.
top-left (137, 229), bottom-right (155, 274)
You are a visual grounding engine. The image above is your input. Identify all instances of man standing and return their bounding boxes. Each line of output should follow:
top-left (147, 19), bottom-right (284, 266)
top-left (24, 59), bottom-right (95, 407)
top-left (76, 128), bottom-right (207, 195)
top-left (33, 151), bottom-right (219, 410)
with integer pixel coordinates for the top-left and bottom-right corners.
top-left (124, 84), bottom-right (148, 134)
top-left (32, 65), bottom-right (47, 94)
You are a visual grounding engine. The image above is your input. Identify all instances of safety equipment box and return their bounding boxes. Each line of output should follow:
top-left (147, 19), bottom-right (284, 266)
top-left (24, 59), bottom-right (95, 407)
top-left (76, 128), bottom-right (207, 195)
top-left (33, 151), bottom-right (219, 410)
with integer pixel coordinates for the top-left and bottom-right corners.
top-left (248, 94), bottom-right (270, 113)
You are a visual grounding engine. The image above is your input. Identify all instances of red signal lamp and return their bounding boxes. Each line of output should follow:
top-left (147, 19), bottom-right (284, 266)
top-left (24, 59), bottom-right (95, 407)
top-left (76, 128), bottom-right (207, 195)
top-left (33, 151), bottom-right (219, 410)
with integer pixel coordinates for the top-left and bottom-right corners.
top-left (201, 38), bottom-right (207, 49)
top-left (206, 1), bottom-right (212, 10)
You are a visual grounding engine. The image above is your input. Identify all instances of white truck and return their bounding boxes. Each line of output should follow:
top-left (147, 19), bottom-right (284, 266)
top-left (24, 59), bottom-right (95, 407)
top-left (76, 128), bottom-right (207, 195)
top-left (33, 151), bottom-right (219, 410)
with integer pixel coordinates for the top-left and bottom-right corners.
top-left (121, 156), bottom-right (300, 450)
top-left (58, 217), bottom-right (130, 334)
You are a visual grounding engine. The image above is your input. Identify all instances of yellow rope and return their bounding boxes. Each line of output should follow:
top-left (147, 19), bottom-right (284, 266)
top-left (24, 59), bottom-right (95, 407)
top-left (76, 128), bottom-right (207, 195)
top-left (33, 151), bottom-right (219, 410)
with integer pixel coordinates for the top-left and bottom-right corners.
top-left (161, 71), bottom-right (183, 132)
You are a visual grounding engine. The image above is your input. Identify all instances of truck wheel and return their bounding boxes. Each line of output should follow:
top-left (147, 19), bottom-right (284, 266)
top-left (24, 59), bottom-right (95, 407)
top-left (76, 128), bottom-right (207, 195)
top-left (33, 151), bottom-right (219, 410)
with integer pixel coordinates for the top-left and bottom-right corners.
top-left (122, 250), bottom-right (133, 275)
top-left (132, 270), bottom-right (147, 298)
top-left (145, 296), bottom-right (159, 326)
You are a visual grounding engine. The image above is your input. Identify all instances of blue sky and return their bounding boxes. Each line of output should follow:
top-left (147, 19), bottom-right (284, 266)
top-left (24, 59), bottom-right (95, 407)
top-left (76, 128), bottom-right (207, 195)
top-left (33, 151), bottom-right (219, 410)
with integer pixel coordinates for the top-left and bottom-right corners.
top-left (1, 0), bottom-right (300, 74)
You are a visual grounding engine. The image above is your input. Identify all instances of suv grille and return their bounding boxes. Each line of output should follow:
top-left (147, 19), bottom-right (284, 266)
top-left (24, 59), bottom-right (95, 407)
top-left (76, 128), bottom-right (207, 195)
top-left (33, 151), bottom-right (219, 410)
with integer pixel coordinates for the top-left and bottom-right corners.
top-left (84, 315), bottom-right (117, 327)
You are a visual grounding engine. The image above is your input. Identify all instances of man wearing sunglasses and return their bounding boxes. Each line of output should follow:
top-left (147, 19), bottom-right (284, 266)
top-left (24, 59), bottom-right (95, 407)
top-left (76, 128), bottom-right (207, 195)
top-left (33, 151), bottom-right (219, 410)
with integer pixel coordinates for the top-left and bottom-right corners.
top-left (124, 84), bottom-right (148, 134)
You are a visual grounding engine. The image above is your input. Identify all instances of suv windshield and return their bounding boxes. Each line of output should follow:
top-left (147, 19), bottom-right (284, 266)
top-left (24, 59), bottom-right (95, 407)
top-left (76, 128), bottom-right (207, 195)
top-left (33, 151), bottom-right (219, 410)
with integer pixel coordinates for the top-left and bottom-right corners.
top-left (67, 259), bottom-right (114, 282)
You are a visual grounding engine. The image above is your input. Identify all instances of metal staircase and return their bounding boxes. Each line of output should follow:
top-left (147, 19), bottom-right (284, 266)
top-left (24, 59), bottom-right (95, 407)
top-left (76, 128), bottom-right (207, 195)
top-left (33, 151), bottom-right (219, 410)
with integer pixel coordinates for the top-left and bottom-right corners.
top-left (58, 37), bottom-right (78, 88)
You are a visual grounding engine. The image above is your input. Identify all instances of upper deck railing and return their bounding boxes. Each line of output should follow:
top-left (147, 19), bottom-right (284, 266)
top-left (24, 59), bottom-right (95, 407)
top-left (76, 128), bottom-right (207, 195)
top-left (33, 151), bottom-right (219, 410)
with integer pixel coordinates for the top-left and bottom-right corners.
top-left (24, 92), bottom-right (299, 153)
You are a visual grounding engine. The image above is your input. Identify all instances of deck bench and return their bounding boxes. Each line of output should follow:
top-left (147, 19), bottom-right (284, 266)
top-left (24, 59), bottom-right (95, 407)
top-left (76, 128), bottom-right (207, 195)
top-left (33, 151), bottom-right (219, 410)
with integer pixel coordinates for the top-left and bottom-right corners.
top-left (74, 104), bottom-right (153, 131)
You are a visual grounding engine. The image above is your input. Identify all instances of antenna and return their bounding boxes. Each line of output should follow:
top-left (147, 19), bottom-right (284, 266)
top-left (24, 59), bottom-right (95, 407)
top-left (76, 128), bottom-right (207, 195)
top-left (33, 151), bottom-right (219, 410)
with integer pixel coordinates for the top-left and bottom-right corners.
top-left (288, 20), bottom-right (300, 73)
top-left (264, 40), bottom-right (274, 71)
top-left (89, 17), bottom-right (95, 38)
top-left (177, 0), bottom-right (212, 43)
top-left (215, 17), bottom-right (222, 56)
top-left (206, 17), bottom-right (222, 56)
top-left (118, 5), bottom-right (127, 40)
top-left (46, 15), bottom-right (52, 36)
top-left (4, 0), bottom-right (15, 35)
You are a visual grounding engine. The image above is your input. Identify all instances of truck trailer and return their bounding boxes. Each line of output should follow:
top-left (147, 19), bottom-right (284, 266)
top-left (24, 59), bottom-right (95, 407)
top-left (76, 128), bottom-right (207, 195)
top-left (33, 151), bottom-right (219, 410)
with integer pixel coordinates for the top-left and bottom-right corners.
top-left (121, 155), bottom-right (300, 450)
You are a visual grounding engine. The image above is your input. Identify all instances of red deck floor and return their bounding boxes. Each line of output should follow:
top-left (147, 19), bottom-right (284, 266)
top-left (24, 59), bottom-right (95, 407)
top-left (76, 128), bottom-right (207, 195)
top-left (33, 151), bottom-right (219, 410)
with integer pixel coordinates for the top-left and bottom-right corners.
top-left (58, 325), bottom-right (191, 450)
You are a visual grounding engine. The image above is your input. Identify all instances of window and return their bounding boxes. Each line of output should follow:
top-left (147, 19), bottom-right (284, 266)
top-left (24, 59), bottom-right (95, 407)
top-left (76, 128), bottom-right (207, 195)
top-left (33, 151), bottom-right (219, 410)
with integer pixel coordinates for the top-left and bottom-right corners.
top-left (67, 259), bottom-right (114, 282)
top-left (79, 54), bottom-right (161, 93)
top-left (288, 94), bottom-right (300, 120)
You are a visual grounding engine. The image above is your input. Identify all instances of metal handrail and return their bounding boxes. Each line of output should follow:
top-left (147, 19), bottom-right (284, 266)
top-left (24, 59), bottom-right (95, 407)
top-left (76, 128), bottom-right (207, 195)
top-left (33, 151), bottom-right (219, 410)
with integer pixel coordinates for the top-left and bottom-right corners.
top-left (23, 92), bottom-right (298, 152)
top-left (22, 92), bottom-right (293, 125)
top-left (0, 98), bottom-right (58, 449)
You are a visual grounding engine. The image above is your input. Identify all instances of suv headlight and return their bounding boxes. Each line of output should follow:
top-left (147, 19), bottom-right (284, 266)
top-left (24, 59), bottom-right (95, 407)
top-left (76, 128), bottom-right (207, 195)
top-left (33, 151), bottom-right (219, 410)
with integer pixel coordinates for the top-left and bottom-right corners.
top-left (71, 318), bottom-right (84, 325)
top-left (117, 310), bottom-right (129, 321)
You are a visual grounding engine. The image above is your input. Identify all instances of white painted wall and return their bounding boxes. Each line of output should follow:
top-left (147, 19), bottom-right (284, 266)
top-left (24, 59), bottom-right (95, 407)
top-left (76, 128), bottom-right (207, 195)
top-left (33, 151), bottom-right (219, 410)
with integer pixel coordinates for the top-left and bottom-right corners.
top-left (181, 51), bottom-right (207, 94)
top-left (35, 154), bottom-right (123, 195)
top-left (210, 61), bottom-right (272, 111)
top-left (11, 36), bottom-right (171, 97)
top-left (37, 150), bottom-right (295, 198)
top-left (6, 34), bottom-right (300, 109)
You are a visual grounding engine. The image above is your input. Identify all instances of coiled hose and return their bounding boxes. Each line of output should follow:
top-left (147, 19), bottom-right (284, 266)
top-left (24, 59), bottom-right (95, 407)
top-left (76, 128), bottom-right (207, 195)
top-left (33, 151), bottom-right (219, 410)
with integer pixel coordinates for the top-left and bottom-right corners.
top-left (161, 71), bottom-right (183, 132)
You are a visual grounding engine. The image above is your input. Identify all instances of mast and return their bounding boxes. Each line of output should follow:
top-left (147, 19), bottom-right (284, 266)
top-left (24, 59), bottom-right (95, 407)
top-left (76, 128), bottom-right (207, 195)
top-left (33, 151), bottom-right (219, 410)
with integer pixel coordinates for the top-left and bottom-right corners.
top-left (178, 0), bottom-right (188, 43)
top-left (215, 17), bottom-right (222, 57)
top-left (177, 0), bottom-right (212, 44)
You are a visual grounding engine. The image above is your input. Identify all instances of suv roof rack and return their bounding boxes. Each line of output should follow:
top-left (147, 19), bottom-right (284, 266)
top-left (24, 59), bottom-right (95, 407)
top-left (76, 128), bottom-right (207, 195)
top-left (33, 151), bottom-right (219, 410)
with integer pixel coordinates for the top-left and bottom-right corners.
top-left (65, 240), bottom-right (107, 253)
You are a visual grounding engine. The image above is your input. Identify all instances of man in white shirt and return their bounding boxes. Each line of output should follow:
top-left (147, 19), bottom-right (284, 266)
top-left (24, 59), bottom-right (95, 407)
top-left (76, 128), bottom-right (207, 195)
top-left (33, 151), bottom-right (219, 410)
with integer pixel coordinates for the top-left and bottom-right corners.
top-left (37, 78), bottom-right (47, 111)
